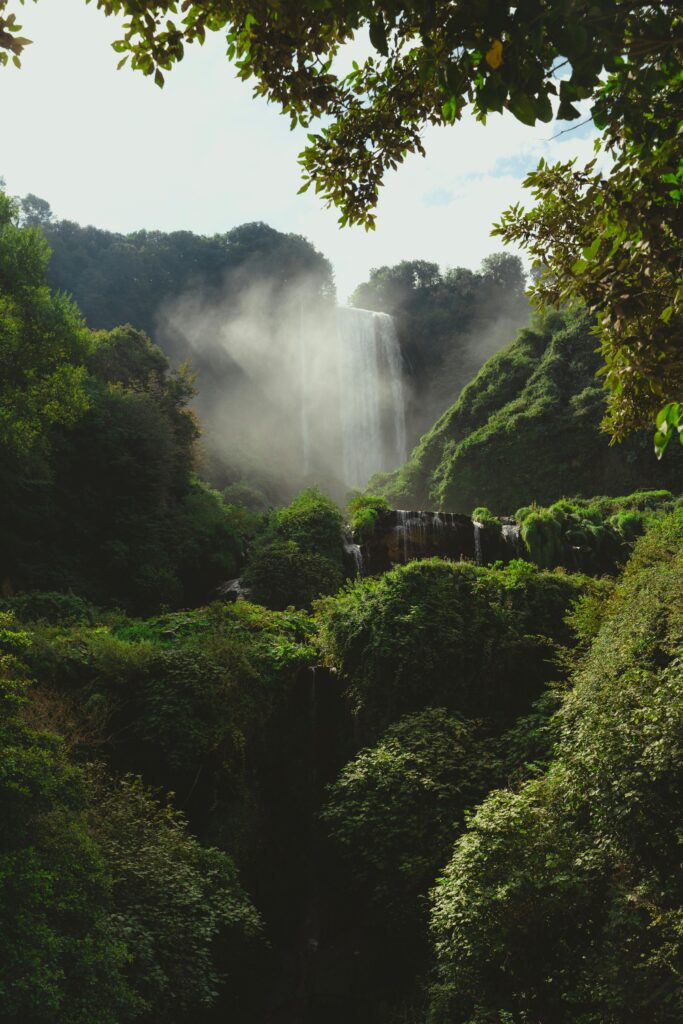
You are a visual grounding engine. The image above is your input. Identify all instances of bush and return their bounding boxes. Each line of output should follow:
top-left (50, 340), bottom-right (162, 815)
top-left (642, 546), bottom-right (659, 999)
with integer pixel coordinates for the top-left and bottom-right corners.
top-left (87, 771), bottom-right (262, 1023)
top-left (322, 708), bottom-right (498, 921)
top-left (273, 488), bottom-right (343, 561)
top-left (471, 506), bottom-right (502, 530)
top-left (347, 493), bottom-right (391, 543)
top-left (0, 590), bottom-right (97, 625)
top-left (316, 558), bottom-right (591, 738)
top-left (241, 489), bottom-right (345, 609)
top-left (242, 539), bottom-right (343, 610)
top-left (0, 620), bottom-right (137, 1024)
top-left (428, 511), bottom-right (683, 1024)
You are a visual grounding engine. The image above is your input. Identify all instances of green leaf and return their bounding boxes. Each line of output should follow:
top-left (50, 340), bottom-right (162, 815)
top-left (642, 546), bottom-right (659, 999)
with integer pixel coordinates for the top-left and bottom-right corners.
top-left (656, 403), bottom-right (680, 429)
top-left (558, 98), bottom-right (581, 120)
top-left (534, 92), bottom-right (553, 124)
top-left (441, 96), bottom-right (458, 124)
top-left (582, 237), bottom-right (601, 260)
top-left (369, 16), bottom-right (388, 56)
top-left (508, 91), bottom-right (537, 126)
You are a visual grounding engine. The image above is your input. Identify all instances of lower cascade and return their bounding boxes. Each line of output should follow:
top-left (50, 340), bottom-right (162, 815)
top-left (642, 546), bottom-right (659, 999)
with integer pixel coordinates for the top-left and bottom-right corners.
top-left (354, 509), bottom-right (526, 573)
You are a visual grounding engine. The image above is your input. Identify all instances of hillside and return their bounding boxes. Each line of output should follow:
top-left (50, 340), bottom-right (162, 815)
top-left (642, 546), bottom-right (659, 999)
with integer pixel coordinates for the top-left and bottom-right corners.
top-left (370, 308), bottom-right (683, 512)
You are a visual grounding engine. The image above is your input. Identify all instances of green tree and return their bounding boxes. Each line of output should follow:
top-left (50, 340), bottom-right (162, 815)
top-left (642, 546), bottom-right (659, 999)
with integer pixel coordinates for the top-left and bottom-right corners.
top-left (242, 489), bottom-right (345, 609)
top-left (429, 511), bottom-right (683, 1023)
top-left (19, 192), bottom-right (53, 227)
top-left (87, 772), bottom-right (263, 1023)
top-left (493, 51), bottom-right (683, 437)
top-left (5, 4), bottom-right (678, 433)
top-left (0, 615), bottom-right (137, 1023)
top-left (0, 190), bottom-right (92, 454)
top-left (322, 708), bottom-right (498, 920)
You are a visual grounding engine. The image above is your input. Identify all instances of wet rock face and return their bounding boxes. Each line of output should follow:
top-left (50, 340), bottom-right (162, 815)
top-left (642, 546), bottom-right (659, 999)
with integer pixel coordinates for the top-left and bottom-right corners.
top-left (357, 511), bottom-right (524, 574)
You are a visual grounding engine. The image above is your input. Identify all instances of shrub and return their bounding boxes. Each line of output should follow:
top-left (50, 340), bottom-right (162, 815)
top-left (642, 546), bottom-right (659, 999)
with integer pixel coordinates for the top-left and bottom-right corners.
top-left (471, 506), bottom-right (502, 529)
top-left (87, 771), bottom-right (262, 1023)
top-left (428, 512), bottom-right (683, 1024)
top-left (0, 621), bottom-right (137, 1023)
top-left (243, 539), bottom-right (343, 610)
top-left (272, 488), bottom-right (343, 562)
top-left (322, 708), bottom-right (498, 921)
top-left (347, 493), bottom-right (391, 543)
top-left (316, 558), bottom-right (590, 738)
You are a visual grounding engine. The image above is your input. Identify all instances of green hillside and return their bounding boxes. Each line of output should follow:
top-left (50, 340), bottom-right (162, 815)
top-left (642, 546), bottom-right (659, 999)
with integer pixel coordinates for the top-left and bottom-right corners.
top-left (370, 308), bottom-right (683, 513)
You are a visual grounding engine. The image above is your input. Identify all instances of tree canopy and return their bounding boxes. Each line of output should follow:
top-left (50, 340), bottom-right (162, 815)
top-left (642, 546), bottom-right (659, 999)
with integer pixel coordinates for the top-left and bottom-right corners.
top-left (2, 1), bottom-right (680, 434)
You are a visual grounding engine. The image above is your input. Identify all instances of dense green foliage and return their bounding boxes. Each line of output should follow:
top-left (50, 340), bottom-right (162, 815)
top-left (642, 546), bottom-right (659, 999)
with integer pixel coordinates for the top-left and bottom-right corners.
top-left (429, 511), bottom-right (683, 1024)
top-left (317, 557), bottom-right (591, 738)
top-left (0, 194), bottom-right (252, 613)
top-left (0, 191), bottom-right (92, 454)
top-left (87, 772), bottom-right (262, 1022)
top-left (0, 617), bottom-right (134, 1024)
top-left (516, 489), bottom-right (678, 573)
top-left (347, 493), bottom-right (391, 544)
top-left (494, 45), bottom-right (682, 437)
top-left (243, 489), bottom-right (345, 609)
top-left (371, 309), bottom-right (683, 513)
top-left (40, 215), bottom-right (333, 340)
top-left (322, 709), bottom-right (497, 920)
top-left (0, 612), bottom-right (261, 1023)
top-left (350, 254), bottom-right (529, 436)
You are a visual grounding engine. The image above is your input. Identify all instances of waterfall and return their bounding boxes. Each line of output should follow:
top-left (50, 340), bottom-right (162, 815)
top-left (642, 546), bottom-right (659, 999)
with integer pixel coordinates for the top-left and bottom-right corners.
top-left (343, 538), bottom-right (365, 575)
top-left (473, 521), bottom-right (484, 566)
top-left (337, 307), bottom-right (407, 489)
top-left (395, 509), bottom-right (411, 562)
top-left (501, 520), bottom-right (522, 559)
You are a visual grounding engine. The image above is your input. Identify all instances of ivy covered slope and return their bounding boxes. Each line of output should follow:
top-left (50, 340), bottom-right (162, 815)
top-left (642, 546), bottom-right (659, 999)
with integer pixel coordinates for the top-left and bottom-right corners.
top-left (371, 308), bottom-right (683, 513)
top-left (429, 509), bottom-right (683, 1024)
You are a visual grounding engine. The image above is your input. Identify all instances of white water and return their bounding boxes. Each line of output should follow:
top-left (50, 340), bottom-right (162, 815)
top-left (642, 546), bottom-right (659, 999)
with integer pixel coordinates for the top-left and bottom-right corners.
top-left (344, 538), bottom-right (365, 575)
top-left (337, 307), bottom-right (408, 489)
top-left (501, 521), bottom-right (522, 558)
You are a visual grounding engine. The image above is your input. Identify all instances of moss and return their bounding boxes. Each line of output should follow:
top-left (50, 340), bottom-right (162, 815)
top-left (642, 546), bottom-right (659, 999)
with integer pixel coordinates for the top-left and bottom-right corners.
top-left (472, 506), bottom-right (502, 530)
top-left (347, 493), bottom-right (391, 542)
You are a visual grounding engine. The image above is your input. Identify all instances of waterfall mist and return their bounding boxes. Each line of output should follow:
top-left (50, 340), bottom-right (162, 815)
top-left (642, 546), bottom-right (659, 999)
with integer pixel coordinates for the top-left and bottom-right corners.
top-left (158, 277), bottom-right (409, 502)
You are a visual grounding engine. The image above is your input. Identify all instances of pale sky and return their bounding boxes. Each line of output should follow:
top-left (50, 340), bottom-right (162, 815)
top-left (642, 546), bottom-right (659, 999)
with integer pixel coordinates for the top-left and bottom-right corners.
top-left (1, 0), bottom-right (598, 301)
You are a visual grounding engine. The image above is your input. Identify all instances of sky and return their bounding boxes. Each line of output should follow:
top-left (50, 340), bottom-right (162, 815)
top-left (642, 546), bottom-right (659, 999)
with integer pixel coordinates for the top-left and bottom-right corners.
top-left (1, 0), bottom-right (599, 301)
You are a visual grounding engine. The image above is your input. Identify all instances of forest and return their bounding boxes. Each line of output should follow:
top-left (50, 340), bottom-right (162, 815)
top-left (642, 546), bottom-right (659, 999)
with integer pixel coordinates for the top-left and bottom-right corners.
top-left (1, 2), bottom-right (681, 1024)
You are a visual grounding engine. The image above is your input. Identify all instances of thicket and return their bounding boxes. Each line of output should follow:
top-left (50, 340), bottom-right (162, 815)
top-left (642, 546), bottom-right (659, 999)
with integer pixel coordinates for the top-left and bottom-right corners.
top-left (0, 191), bottom-right (252, 613)
top-left (316, 557), bottom-right (593, 741)
top-left (371, 309), bottom-right (683, 512)
top-left (347, 493), bottom-right (391, 543)
top-left (429, 510), bottom-right (683, 1024)
top-left (0, 611), bottom-right (262, 1024)
top-left (516, 489), bottom-right (678, 573)
top-left (242, 488), bottom-right (346, 609)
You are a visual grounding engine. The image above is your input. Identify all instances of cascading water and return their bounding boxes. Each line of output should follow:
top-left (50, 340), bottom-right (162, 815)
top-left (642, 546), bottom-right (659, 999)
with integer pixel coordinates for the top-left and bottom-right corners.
top-left (395, 509), bottom-right (411, 563)
top-left (343, 538), bottom-right (365, 575)
top-left (473, 521), bottom-right (484, 566)
top-left (501, 520), bottom-right (522, 559)
top-left (336, 307), bottom-right (407, 489)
